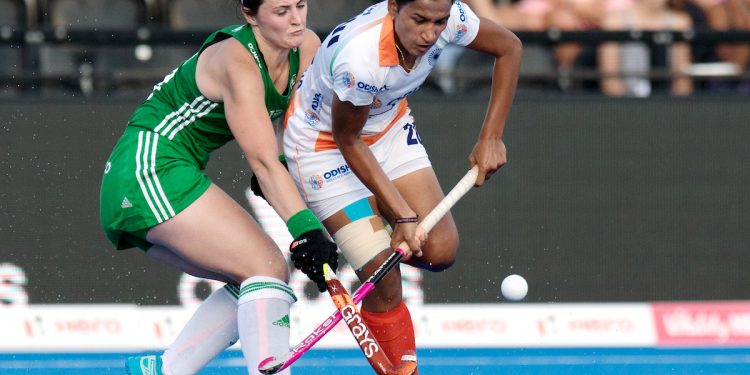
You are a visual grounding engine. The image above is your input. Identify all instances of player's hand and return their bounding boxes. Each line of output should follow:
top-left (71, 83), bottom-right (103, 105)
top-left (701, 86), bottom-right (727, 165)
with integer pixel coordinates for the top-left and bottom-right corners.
top-left (469, 138), bottom-right (506, 186)
top-left (390, 221), bottom-right (426, 261)
top-left (250, 156), bottom-right (288, 199)
top-left (289, 229), bottom-right (339, 292)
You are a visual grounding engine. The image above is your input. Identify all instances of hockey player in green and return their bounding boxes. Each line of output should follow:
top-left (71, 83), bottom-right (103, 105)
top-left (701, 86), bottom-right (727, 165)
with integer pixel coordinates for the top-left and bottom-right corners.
top-left (99, 1), bottom-right (337, 374)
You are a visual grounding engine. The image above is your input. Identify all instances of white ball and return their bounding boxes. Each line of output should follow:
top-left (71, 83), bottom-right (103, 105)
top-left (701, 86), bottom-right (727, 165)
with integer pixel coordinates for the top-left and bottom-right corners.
top-left (134, 44), bottom-right (153, 62)
top-left (501, 274), bottom-right (528, 301)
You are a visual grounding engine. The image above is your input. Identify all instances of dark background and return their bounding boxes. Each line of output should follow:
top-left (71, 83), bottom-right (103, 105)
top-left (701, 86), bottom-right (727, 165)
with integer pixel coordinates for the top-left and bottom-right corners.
top-left (1, 92), bottom-right (748, 304)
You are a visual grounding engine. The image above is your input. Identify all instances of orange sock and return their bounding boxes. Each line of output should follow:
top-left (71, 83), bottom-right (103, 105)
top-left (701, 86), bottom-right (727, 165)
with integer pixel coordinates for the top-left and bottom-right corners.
top-left (361, 301), bottom-right (418, 374)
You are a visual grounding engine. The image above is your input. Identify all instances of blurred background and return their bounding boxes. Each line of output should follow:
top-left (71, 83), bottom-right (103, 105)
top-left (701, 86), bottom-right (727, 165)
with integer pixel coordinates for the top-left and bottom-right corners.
top-left (1, 0), bottom-right (750, 362)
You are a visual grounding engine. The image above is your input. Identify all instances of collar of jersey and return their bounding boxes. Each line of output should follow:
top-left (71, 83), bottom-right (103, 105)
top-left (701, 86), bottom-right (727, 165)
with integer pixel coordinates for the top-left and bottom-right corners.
top-left (378, 13), bottom-right (400, 67)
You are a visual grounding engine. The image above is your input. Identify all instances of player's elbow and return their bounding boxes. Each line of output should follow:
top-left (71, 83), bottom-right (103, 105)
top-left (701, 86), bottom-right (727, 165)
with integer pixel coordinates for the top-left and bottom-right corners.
top-left (500, 33), bottom-right (523, 62)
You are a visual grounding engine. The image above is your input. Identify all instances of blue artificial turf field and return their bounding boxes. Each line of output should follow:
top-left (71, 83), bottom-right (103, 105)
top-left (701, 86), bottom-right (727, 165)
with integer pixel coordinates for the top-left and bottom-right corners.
top-left (2, 347), bottom-right (750, 374)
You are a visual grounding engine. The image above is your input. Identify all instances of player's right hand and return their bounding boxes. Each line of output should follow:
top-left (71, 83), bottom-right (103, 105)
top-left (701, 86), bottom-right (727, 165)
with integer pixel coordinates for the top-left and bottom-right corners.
top-left (390, 221), bottom-right (425, 261)
top-left (289, 229), bottom-right (339, 292)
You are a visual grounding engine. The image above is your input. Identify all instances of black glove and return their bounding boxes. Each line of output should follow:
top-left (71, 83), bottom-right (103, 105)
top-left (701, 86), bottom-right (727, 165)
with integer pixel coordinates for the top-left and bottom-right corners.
top-left (289, 229), bottom-right (339, 292)
top-left (250, 156), bottom-right (289, 200)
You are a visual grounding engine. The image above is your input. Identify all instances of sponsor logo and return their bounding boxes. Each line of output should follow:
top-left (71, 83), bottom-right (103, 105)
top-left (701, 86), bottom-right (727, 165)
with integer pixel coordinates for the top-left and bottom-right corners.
top-left (120, 197), bottom-right (133, 209)
top-left (139, 355), bottom-right (157, 375)
top-left (356, 82), bottom-right (389, 94)
top-left (455, 24), bottom-right (468, 41)
top-left (653, 302), bottom-right (750, 345)
top-left (293, 316), bottom-right (335, 351)
top-left (104, 161), bottom-right (111, 173)
top-left (341, 304), bottom-right (379, 358)
top-left (428, 48), bottom-right (442, 66)
top-left (304, 109), bottom-right (320, 127)
top-left (308, 165), bottom-right (352, 190)
top-left (456, 1), bottom-right (467, 22)
top-left (246, 43), bottom-right (262, 69)
top-left (341, 71), bottom-right (355, 89)
top-left (272, 314), bottom-right (291, 328)
top-left (309, 174), bottom-right (324, 190)
top-left (268, 109), bottom-right (283, 119)
top-left (288, 73), bottom-right (297, 92)
top-left (323, 164), bottom-right (351, 182)
top-left (311, 92), bottom-right (323, 111)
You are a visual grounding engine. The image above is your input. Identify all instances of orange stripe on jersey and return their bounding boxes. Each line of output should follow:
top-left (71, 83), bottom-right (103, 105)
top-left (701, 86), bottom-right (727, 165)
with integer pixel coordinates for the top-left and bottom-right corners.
top-left (314, 99), bottom-right (408, 152)
top-left (378, 13), bottom-right (399, 67)
top-left (282, 88), bottom-right (299, 129)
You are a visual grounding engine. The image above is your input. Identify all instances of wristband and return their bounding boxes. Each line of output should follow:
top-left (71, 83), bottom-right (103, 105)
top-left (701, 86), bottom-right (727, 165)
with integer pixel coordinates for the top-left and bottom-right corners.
top-left (394, 216), bottom-right (418, 224)
top-left (287, 209), bottom-right (324, 239)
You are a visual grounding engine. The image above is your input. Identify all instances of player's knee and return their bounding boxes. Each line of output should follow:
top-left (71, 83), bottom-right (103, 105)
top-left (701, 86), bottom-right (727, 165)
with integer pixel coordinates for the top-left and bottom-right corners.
top-left (333, 216), bottom-right (391, 270)
top-left (422, 234), bottom-right (459, 272)
top-left (423, 253), bottom-right (455, 272)
top-left (230, 248), bottom-right (290, 283)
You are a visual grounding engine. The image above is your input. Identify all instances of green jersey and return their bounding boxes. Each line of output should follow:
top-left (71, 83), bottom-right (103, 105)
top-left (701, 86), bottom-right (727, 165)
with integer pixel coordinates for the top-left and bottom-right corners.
top-left (128, 23), bottom-right (300, 169)
top-left (101, 24), bottom-right (300, 250)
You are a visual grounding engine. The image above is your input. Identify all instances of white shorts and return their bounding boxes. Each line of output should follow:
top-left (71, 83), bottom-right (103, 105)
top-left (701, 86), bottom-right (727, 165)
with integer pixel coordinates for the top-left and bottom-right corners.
top-left (286, 114), bottom-right (432, 221)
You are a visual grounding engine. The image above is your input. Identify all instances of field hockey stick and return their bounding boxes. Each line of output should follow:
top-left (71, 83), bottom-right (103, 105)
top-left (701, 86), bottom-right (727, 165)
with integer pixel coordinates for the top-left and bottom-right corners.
top-left (258, 166), bottom-right (479, 374)
top-left (323, 263), bottom-right (417, 375)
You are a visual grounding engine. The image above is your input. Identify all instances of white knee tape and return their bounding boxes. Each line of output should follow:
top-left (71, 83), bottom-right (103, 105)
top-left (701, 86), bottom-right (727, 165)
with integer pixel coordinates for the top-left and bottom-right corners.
top-left (333, 215), bottom-right (391, 270)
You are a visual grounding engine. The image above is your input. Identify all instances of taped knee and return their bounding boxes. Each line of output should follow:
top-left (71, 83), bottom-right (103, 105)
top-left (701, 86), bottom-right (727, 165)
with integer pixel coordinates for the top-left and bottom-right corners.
top-left (333, 216), bottom-right (391, 270)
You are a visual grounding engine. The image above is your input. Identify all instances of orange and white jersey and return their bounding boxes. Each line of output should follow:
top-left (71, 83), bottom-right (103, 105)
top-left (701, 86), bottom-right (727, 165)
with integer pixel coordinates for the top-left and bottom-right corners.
top-left (284, 1), bottom-right (480, 153)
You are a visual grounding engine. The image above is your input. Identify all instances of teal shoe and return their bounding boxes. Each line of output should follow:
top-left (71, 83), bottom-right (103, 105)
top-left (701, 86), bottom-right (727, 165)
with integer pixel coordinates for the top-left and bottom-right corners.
top-left (125, 354), bottom-right (164, 375)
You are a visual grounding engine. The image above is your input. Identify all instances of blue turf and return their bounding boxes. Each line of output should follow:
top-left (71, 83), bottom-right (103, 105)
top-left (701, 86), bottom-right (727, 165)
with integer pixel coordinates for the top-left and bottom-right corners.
top-left (2, 348), bottom-right (750, 374)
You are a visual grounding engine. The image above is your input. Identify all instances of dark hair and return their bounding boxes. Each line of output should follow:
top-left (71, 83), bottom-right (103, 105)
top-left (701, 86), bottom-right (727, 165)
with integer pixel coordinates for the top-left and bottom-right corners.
top-left (241, 0), bottom-right (263, 16)
top-left (667, 0), bottom-right (685, 11)
top-left (393, 0), bottom-right (455, 6)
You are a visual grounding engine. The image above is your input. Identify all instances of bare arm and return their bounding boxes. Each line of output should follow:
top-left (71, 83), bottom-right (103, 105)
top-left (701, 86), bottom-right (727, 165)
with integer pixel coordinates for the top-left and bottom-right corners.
top-left (670, 43), bottom-right (693, 96)
top-left (208, 39), bottom-right (309, 221)
top-left (670, 14), bottom-right (693, 96)
top-left (331, 96), bottom-right (423, 255)
top-left (331, 97), bottom-right (416, 221)
top-left (465, 16), bottom-right (523, 185)
top-left (598, 14), bottom-right (626, 96)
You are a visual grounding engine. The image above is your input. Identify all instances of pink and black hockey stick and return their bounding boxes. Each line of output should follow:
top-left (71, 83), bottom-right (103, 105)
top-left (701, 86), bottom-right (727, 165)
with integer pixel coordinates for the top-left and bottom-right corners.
top-left (323, 263), bottom-right (417, 374)
top-left (258, 166), bottom-right (479, 374)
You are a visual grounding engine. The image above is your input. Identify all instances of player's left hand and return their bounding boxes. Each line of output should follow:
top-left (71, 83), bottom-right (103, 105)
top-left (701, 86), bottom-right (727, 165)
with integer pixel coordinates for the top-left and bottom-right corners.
top-left (469, 138), bottom-right (506, 186)
top-left (289, 229), bottom-right (339, 292)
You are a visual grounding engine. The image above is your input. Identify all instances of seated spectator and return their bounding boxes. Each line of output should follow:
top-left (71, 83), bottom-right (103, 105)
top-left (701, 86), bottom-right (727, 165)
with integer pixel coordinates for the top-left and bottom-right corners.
top-left (436, 0), bottom-right (535, 93)
top-left (546, 0), bottom-right (607, 72)
top-left (464, 0), bottom-right (528, 31)
top-left (598, 0), bottom-right (693, 96)
top-left (689, 0), bottom-right (750, 92)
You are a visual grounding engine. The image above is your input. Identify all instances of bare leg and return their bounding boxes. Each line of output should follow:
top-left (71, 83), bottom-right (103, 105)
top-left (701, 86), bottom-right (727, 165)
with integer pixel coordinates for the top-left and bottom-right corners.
top-left (145, 183), bottom-right (293, 374)
top-left (146, 184), bottom-right (288, 283)
top-left (146, 245), bottom-right (234, 284)
top-left (145, 246), bottom-right (239, 375)
top-left (390, 167), bottom-right (460, 272)
top-left (321, 168), bottom-right (458, 372)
